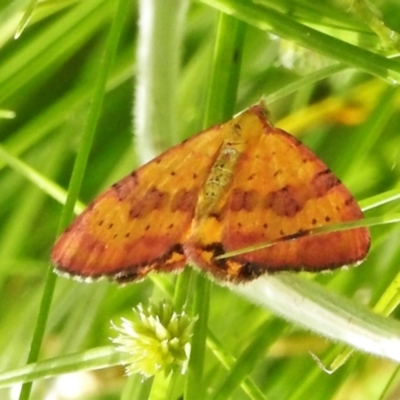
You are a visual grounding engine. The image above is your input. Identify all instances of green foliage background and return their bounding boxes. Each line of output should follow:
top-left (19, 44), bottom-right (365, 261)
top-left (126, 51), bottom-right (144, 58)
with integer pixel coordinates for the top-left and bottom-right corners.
top-left (1, 0), bottom-right (400, 399)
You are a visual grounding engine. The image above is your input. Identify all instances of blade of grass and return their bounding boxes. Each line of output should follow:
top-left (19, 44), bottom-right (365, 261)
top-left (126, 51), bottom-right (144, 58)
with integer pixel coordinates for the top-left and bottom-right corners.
top-left (0, 144), bottom-right (85, 214)
top-left (211, 319), bottom-right (287, 400)
top-left (14, 0), bottom-right (39, 38)
top-left (18, 0), bottom-right (131, 398)
top-left (184, 13), bottom-right (246, 400)
top-left (0, 0), bottom-right (112, 104)
top-left (0, 53), bottom-right (133, 174)
top-left (233, 274), bottom-right (400, 362)
top-left (201, 0), bottom-right (400, 83)
top-left (134, 0), bottom-right (189, 164)
top-left (206, 330), bottom-right (267, 400)
top-left (0, 346), bottom-right (123, 388)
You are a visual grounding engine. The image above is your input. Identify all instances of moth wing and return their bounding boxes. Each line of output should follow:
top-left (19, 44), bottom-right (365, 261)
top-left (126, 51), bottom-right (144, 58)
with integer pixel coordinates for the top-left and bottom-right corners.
top-left (52, 124), bottom-right (225, 282)
top-left (187, 106), bottom-right (370, 281)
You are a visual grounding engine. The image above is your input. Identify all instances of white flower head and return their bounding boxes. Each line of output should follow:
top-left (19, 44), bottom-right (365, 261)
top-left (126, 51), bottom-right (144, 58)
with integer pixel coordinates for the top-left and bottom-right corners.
top-left (111, 302), bottom-right (197, 378)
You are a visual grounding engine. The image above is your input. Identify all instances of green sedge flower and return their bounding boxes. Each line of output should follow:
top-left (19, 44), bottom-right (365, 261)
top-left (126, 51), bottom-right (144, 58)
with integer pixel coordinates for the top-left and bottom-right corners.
top-left (111, 302), bottom-right (196, 378)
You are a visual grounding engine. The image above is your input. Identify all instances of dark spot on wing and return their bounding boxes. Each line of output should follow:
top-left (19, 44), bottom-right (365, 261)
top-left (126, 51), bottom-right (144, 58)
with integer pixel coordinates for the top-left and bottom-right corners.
top-left (237, 263), bottom-right (265, 280)
top-left (112, 172), bottom-right (139, 201)
top-left (264, 185), bottom-right (303, 217)
top-left (171, 189), bottom-right (197, 212)
top-left (129, 187), bottom-right (169, 219)
top-left (312, 169), bottom-right (340, 197)
top-left (229, 189), bottom-right (259, 212)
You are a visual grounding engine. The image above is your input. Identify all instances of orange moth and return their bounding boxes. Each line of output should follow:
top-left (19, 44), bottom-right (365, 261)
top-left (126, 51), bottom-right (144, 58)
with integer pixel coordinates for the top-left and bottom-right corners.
top-left (52, 103), bottom-right (370, 283)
